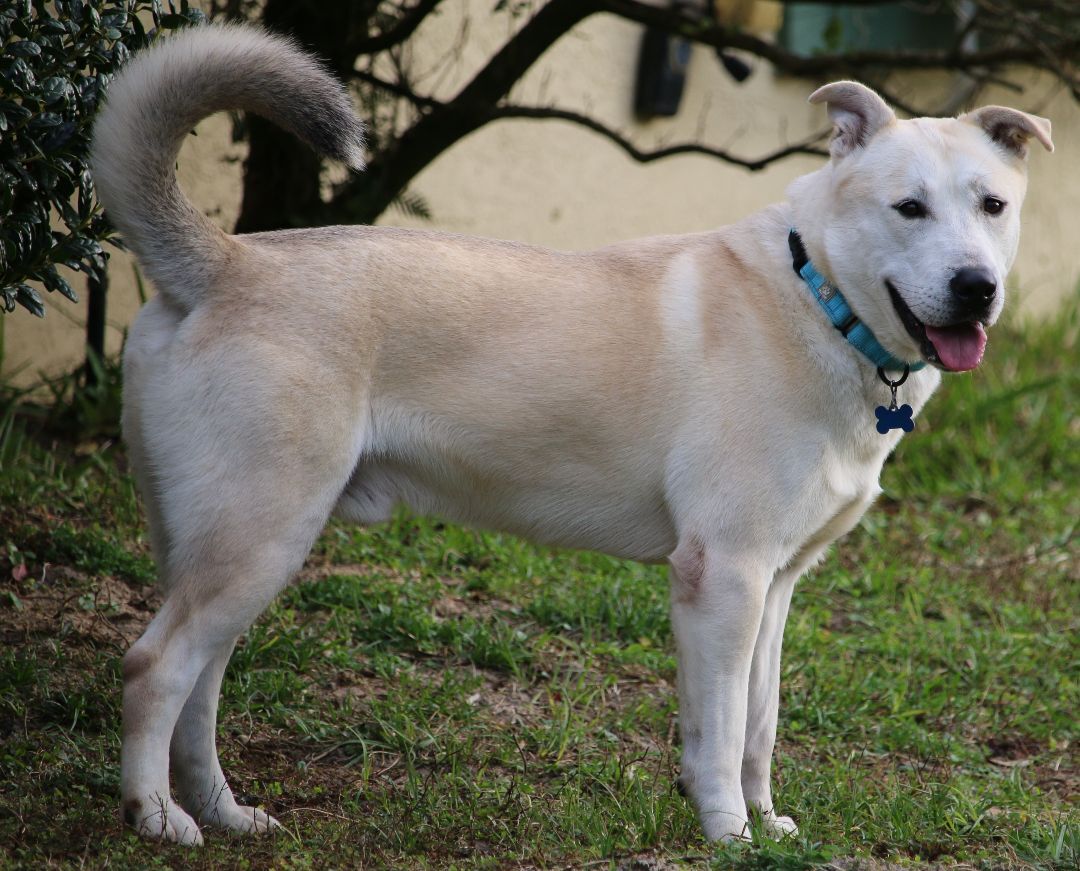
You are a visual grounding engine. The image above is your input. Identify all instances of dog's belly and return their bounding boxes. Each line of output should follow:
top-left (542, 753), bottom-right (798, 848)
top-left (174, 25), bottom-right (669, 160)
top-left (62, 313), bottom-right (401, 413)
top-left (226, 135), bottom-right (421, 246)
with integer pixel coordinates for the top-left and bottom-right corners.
top-left (335, 456), bottom-right (677, 563)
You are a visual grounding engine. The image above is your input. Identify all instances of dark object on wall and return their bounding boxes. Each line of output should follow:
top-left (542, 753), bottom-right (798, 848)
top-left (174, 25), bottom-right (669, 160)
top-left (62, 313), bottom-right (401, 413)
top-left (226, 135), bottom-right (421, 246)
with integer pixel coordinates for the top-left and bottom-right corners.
top-left (717, 50), bottom-right (752, 83)
top-left (85, 267), bottom-right (107, 386)
top-left (635, 27), bottom-right (693, 118)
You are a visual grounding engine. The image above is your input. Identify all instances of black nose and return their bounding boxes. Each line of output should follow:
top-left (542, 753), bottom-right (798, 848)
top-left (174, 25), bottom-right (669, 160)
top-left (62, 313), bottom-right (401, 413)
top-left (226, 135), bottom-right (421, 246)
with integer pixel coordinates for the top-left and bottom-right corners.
top-left (949, 267), bottom-right (997, 309)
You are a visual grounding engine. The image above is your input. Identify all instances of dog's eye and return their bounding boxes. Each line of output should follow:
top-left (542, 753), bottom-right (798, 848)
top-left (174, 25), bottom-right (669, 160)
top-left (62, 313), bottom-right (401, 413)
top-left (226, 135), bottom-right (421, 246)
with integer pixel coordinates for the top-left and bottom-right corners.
top-left (894, 199), bottom-right (927, 219)
top-left (983, 196), bottom-right (1006, 215)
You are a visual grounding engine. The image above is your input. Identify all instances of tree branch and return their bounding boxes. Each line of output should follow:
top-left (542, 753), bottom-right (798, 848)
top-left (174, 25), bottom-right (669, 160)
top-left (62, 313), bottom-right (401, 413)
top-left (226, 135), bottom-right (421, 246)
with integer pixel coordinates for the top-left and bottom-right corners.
top-left (598, 0), bottom-right (1080, 83)
top-left (340, 0), bottom-right (602, 222)
top-left (352, 69), bottom-right (439, 108)
top-left (350, 69), bottom-right (831, 171)
top-left (330, 0), bottom-right (1078, 226)
top-left (489, 105), bottom-right (831, 170)
top-left (351, 0), bottom-right (447, 55)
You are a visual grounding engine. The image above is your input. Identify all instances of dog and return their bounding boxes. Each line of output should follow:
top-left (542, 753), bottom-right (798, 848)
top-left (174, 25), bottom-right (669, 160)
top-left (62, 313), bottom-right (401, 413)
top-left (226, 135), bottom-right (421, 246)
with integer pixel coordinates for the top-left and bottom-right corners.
top-left (90, 23), bottom-right (1052, 846)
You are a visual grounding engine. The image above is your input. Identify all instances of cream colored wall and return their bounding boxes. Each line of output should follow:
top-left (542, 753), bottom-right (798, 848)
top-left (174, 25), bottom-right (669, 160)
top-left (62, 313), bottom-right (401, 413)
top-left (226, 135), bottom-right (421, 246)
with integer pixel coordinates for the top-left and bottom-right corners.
top-left (4, 3), bottom-right (1076, 385)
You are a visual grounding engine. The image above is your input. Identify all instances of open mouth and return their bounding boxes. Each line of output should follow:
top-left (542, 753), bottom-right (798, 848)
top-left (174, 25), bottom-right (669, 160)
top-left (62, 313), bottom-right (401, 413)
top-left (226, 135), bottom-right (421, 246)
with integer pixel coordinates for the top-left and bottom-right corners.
top-left (885, 281), bottom-right (987, 372)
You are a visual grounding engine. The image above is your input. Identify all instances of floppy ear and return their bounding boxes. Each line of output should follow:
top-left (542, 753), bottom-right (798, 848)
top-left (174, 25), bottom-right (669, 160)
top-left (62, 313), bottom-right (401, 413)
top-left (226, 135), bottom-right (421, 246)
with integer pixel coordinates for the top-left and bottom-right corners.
top-left (961, 105), bottom-right (1054, 159)
top-left (809, 81), bottom-right (896, 158)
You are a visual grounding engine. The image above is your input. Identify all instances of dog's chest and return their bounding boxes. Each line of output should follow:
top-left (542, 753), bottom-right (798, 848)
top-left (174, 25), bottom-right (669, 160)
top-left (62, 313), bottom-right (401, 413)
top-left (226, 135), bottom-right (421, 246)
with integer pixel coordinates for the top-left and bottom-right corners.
top-left (766, 421), bottom-right (900, 574)
top-left (771, 369), bottom-right (939, 568)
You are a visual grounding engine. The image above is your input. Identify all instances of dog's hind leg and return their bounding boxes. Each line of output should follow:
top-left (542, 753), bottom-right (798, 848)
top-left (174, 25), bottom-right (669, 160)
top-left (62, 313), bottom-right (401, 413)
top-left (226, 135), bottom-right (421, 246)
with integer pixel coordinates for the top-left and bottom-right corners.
top-left (121, 492), bottom-right (345, 843)
top-left (121, 298), bottom-right (181, 568)
top-left (120, 589), bottom-right (209, 845)
top-left (120, 532), bottom-right (305, 842)
top-left (119, 354), bottom-right (365, 843)
top-left (171, 641), bottom-right (279, 834)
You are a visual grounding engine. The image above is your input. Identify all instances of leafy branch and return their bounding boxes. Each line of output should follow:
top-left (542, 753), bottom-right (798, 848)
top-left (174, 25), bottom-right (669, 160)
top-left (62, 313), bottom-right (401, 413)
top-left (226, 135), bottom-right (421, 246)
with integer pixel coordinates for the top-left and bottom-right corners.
top-left (0, 0), bottom-right (204, 318)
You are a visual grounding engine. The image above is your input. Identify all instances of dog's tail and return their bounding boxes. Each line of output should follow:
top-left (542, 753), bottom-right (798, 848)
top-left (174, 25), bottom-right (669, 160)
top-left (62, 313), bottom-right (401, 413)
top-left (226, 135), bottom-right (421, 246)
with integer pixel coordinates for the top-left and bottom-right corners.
top-left (90, 24), bottom-right (364, 313)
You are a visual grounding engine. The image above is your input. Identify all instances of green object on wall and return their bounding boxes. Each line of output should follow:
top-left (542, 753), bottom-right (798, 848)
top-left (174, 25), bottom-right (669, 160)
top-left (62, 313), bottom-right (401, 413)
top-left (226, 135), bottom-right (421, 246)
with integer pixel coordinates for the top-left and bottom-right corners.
top-left (779, 2), bottom-right (958, 56)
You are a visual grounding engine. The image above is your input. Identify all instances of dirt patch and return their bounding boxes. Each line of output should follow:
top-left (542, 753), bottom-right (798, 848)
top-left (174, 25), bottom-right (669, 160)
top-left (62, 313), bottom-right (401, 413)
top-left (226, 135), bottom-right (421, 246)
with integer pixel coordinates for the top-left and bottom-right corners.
top-left (1, 564), bottom-right (158, 650)
top-left (294, 561), bottom-right (378, 585)
top-left (465, 671), bottom-right (544, 728)
top-left (984, 733), bottom-right (1044, 763)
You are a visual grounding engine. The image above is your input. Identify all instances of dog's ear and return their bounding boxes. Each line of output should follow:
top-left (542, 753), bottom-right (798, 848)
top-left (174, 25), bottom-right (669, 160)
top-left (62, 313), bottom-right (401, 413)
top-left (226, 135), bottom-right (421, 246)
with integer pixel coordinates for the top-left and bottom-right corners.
top-left (809, 81), bottom-right (896, 159)
top-left (961, 106), bottom-right (1054, 159)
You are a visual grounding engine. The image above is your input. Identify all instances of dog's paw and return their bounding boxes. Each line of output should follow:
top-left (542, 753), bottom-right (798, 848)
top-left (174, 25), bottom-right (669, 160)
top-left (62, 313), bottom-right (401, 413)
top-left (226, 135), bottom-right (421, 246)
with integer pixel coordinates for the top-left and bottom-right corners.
top-left (761, 812), bottom-right (798, 839)
top-left (200, 802), bottom-right (281, 836)
top-left (699, 808), bottom-right (752, 843)
top-left (123, 797), bottom-right (203, 846)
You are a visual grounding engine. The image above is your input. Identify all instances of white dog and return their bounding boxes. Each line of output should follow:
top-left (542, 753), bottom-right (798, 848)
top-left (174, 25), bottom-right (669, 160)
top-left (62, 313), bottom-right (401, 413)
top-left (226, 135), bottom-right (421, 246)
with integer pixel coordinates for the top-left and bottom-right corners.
top-left (90, 24), bottom-right (1051, 846)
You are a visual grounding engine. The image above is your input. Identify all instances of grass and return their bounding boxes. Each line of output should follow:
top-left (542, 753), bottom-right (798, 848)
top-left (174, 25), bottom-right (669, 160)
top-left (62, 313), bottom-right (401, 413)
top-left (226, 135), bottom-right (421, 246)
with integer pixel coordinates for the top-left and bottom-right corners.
top-left (0, 302), bottom-right (1077, 870)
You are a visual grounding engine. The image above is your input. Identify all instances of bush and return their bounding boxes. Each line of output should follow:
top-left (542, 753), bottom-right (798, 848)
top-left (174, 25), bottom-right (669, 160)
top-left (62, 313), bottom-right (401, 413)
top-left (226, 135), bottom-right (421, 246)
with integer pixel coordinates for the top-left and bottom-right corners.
top-left (0, 0), bottom-right (202, 318)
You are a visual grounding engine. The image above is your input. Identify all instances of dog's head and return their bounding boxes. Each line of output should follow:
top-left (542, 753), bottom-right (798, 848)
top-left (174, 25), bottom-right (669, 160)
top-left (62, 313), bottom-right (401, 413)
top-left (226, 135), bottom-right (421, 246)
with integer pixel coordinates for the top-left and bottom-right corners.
top-left (789, 82), bottom-right (1052, 372)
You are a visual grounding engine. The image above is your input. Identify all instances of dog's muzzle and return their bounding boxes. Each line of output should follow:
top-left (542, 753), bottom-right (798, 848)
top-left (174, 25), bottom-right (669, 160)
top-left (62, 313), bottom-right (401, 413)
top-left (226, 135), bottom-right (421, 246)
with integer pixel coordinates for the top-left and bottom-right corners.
top-left (886, 280), bottom-right (989, 372)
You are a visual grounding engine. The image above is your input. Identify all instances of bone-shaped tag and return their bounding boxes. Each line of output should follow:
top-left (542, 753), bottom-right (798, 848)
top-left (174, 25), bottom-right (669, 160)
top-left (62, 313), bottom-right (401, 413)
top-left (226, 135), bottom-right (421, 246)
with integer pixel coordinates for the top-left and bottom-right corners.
top-left (875, 403), bottom-right (915, 434)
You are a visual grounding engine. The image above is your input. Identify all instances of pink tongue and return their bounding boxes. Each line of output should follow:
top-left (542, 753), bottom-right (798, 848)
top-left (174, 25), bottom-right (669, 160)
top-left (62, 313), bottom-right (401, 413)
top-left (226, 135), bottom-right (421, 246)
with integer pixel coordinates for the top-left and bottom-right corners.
top-left (924, 322), bottom-right (987, 371)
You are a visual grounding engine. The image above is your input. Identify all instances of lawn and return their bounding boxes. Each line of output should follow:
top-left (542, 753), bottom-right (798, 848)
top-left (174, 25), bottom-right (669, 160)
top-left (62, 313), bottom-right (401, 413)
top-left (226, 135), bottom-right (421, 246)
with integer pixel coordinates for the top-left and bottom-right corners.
top-left (0, 303), bottom-right (1076, 870)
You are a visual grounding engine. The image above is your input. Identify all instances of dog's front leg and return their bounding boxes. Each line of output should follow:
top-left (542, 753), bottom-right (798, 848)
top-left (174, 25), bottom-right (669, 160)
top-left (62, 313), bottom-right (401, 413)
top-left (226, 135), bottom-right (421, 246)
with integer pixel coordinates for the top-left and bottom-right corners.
top-left (669, 537), bottom-right (770, 842)
top-left (741, 568), bottom-right (799, 838)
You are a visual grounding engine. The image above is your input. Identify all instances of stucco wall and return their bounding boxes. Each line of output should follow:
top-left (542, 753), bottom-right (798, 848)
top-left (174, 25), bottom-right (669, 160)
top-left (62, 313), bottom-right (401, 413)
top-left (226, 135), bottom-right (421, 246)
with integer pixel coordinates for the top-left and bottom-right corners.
top-left (3, 3), bottom-right (1075, 385)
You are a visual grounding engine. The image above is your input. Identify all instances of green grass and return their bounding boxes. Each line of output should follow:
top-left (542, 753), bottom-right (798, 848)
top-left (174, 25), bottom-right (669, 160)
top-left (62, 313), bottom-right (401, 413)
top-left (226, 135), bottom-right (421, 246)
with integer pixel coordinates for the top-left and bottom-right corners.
top-left (0, 302), bottom-right (1076, 869)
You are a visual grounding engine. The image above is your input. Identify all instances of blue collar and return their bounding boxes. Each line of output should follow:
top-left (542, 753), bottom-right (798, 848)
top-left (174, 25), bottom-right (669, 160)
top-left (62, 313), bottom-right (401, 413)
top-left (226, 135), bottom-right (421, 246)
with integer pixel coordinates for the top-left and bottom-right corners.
top-left (788, 230), bottom-right (924, 373)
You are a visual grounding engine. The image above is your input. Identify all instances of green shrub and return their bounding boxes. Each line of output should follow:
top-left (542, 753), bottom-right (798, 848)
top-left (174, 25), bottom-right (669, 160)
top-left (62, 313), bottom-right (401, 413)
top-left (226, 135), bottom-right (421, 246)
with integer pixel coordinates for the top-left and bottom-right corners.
top-left (0, 0), bottom-right (202, 318)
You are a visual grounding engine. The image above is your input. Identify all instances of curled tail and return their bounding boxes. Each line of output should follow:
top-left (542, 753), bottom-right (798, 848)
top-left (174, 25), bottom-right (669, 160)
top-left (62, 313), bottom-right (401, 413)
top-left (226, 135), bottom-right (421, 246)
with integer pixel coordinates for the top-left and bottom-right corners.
top-left (90, 24), bottom-right (364, 313)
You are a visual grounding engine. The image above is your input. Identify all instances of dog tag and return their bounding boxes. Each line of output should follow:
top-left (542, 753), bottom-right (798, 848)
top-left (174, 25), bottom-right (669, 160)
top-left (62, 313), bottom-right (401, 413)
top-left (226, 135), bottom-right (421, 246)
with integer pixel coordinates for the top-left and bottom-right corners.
top-left (875, 403), bottom-right (914, 434)
top-left (875, 367), bottom-right (915, 434)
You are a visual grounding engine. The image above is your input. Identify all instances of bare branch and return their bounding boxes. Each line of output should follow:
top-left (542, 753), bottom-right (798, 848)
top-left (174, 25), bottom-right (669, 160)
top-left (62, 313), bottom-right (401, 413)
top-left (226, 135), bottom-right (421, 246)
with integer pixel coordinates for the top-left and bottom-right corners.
top-left (339, 0), bottom-right (602, 222)
top-left (352, 70), bottom-right (831, 171)
top-left (598, 0), bottom-right (1080, 85)
top-left (351, 0), bottom-right (447, 54)
top-left (352, 69), bottom-right (438, 108)
top-left (258, 0), bottom-right (1080, 229)
top-left (490, 105), bottom-right (831, 171)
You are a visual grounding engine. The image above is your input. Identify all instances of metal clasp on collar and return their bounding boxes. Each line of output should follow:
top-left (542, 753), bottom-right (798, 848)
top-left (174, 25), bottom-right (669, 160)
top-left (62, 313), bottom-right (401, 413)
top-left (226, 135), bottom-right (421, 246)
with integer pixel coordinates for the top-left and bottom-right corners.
top-left (877, 365), bottom-right (910, 409)
top-left (874, 366), bottom-right (915, 434)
